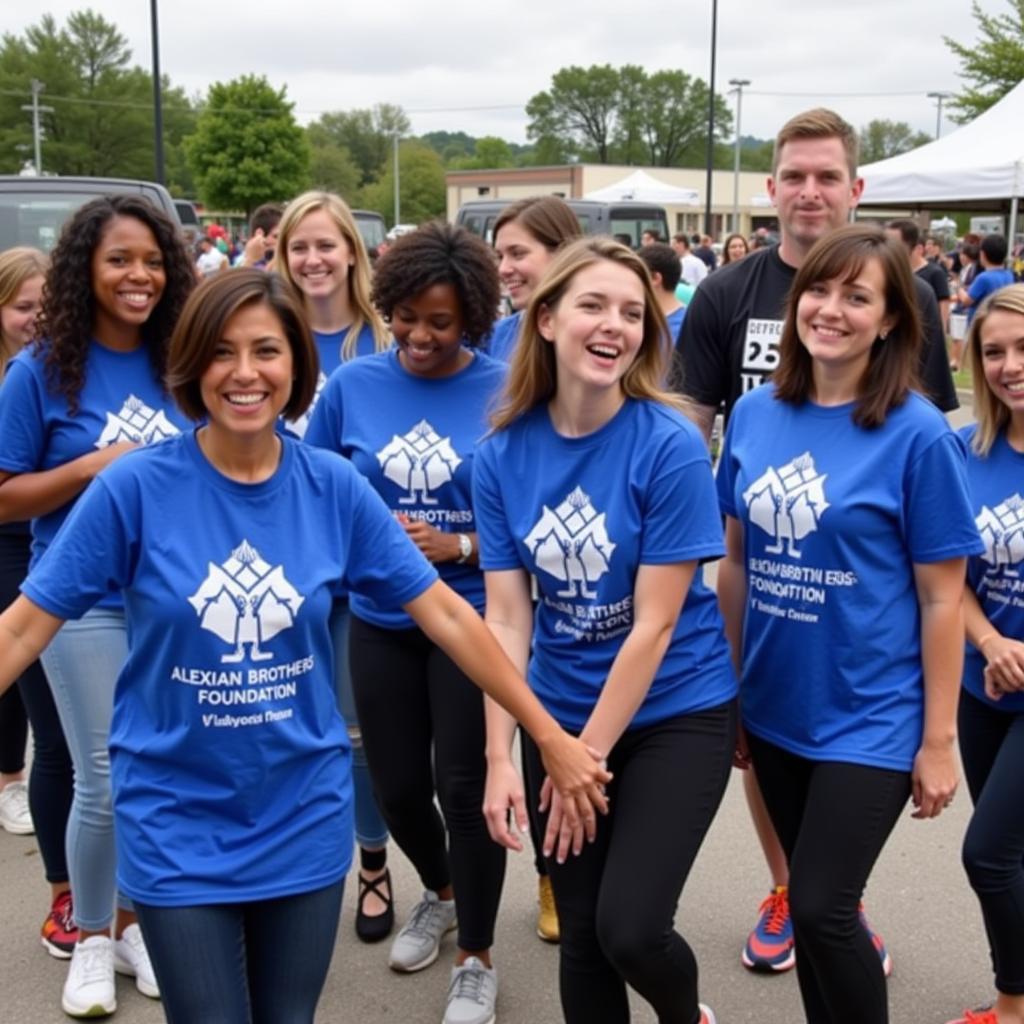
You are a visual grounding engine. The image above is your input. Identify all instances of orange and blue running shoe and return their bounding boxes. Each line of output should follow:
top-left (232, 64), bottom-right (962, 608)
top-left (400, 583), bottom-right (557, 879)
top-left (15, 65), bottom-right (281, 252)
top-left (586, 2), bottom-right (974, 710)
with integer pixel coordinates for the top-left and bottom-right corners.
top-left (944, 1009), bottom-right (997, 1024)
top-left (742, 885), bottom-right (795, 972)
top-left (858, 905), bottom-right (892, 977)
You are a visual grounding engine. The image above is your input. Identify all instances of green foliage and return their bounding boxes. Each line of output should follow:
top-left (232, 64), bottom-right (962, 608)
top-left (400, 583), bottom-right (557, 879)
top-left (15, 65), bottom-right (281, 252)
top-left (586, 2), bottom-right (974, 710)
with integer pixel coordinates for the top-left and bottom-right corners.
top-left (307, 140), bottom-right (361, 199)
top-left (526, 64), bottom-right (732, 166)
top-left (0, 10), bottom-right (196, 184)
top-left (306, 104), bottom-right (410, 186)
top-left (448, 135), bottom-right (516, 170)
top-left (944, 0), bottom-right (1024, 122)
top-left (359, 140), bottom-right (445, 225)
top-left (858, 119), bottom-right (932, 165)
top-left (420, 130), bottom-right (476, 163)
top-left (185, 75), bottom-right (309, 217)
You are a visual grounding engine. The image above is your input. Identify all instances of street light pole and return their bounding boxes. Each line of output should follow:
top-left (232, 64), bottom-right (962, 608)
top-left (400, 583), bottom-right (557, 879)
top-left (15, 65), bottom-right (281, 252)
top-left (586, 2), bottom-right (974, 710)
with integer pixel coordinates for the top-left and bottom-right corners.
top-left (20, 79), bottom-right (53, 175)
top-left (704, 0), bottom-right (718, 237)
top-left (729, 78), bottom-right (751, 235)
top-left (393, 133), bottom-right (401, 228)
top-left (927, 91), bottom-right (952, 139)
top-left (150, 0), bottom-right (165, 184)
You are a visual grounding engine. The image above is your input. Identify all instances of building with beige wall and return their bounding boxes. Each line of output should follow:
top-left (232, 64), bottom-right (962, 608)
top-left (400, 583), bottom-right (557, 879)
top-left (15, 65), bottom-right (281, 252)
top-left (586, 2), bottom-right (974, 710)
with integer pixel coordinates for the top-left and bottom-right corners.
top-left (446, 164), bottom-right (777, 239)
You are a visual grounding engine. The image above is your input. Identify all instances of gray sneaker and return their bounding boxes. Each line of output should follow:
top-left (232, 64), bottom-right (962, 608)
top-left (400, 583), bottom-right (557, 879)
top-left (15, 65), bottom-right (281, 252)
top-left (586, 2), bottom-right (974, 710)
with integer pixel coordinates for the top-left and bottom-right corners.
top-left (443, 957), bottom-right (497, 1024)
top-left (388, 890), bottom-right (456, 972)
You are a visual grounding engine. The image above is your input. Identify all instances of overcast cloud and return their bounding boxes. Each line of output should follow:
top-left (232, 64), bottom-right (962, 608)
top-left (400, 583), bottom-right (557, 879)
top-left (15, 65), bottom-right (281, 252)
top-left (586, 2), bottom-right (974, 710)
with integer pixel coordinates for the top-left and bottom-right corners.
top-left (2, 0), bottom-right (1002, 145)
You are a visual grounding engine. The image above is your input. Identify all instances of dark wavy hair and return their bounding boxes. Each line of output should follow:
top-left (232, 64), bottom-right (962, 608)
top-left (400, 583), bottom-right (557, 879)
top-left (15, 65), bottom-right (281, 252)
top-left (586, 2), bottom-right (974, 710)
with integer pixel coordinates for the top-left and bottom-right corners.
top-left (37, 194), bottom-right (195, 414)
top-left (371, 221), bottom-right (500, 346)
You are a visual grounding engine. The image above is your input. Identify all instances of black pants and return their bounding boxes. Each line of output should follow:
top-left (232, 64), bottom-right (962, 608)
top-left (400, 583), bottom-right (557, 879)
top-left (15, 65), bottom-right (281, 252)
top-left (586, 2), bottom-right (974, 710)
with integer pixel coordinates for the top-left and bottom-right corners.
top-left (958, 689), bottom-right (1024, 995)
top-left (746, 732), bottom-right (911, 1024)
top-left (349, 615), bottom-right (505, 952)
top-left (0, 532), bottom-right (72, 882)
top-left (523, 702), bottom-right (735, 1024)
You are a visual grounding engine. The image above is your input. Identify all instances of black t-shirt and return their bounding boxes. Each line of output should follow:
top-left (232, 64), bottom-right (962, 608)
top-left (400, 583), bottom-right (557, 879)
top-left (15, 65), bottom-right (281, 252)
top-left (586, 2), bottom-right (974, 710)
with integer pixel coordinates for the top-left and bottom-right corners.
top-left (675, 245), bottom-right (958, 421)
top-left (916, 261), bottom-right (951, 303)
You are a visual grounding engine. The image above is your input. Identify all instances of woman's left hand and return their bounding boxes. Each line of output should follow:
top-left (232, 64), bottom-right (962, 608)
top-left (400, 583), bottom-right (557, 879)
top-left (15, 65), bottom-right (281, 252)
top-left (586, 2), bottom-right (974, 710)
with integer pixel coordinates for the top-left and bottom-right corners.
top-left (911, 741), bottom-right (959, 819)
top-left (397, 514), bottom-right (459, 563)
top-left (536, 731), bottom-right (610, 856)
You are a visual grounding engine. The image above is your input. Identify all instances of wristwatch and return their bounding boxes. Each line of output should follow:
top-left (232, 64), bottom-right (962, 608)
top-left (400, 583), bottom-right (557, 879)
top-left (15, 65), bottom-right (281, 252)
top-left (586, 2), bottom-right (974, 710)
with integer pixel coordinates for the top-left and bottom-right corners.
top-left (456, 533), bottom-right (473, 564)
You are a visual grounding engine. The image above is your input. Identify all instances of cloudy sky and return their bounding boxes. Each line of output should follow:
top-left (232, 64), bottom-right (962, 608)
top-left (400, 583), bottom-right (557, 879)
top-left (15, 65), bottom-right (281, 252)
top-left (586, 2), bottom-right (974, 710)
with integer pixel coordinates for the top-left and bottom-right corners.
top-left (3, 0), bottom-right (1000, 145)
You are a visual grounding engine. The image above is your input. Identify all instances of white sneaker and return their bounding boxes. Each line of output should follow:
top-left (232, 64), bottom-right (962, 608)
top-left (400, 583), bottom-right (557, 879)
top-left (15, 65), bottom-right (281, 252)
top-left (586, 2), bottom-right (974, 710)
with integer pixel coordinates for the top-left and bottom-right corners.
top-left (388, 890), bottom-right (457, 972)
top-left (113, 923), bottom-right (160, 998)
top-left (62, 935), bottom-right (116, 1018)
top-left (443, 957), bottom-right (497, 1024)
top-left (0, 780), bottom-right (33, 835)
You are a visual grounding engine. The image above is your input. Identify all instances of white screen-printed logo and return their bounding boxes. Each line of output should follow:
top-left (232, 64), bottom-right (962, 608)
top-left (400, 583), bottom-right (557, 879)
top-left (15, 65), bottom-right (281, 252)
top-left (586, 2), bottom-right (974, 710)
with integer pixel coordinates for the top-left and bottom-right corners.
top-left (187, 541), bottom-right (305, 663)
top-left (524, 486), bottom-right (616, 598)
top-left (95, 394), bottom-right (180, 449)
top-left (743, 452), bottom-right (829, 558)
top-left (376, 420), bottom-right (462, 505)
top-left (286, 371), bottom-right (327, 440)
top-left (977, 493), bottom-right (1024, 577)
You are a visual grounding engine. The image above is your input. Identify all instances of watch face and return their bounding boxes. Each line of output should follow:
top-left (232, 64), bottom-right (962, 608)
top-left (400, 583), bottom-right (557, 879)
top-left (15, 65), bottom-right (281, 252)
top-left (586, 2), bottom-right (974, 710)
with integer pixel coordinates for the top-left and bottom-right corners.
top-left (458, 533), bottom-right (472, 559)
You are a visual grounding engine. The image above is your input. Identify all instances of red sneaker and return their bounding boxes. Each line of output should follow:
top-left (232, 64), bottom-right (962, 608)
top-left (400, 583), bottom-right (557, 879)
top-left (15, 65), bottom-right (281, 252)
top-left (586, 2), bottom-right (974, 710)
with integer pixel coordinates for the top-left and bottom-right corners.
top-left (41, 890), bottom-right (78, 959)
top-left (742, 886), bottom-right (795, 972)
top-left (944, 1011), bottom-right (997, 1024)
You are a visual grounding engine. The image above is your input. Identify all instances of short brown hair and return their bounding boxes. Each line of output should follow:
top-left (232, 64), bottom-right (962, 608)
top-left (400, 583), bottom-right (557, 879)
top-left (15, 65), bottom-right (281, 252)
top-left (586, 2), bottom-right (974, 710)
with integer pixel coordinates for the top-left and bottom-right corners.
top-left (773, 108), bottom-right (858, 180)
top-left (166, 270), bottom-right (318, 421)
top-left (773, 224), bottom-right (920, 428)
top-left (493, 196), bottom-right (581, 251)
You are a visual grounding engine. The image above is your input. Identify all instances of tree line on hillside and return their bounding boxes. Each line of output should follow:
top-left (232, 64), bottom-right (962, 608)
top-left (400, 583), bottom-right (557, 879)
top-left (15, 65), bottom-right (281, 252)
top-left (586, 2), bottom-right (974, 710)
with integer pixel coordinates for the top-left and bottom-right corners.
top-left (1, 5), bottom-right (1021, 221)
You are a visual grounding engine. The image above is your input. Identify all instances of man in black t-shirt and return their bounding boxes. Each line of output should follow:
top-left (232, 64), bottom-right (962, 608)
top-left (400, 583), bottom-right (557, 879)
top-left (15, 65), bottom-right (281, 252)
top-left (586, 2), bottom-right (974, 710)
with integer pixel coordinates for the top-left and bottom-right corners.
top-left (675, 109), bottom-right (957, 442)
top-left (886, 219), bottom-right (951, 337)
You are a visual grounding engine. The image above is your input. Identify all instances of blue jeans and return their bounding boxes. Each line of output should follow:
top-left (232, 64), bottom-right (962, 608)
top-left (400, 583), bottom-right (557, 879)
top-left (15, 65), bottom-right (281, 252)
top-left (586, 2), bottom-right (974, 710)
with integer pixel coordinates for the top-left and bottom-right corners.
top-left (330, 602), bottom-right (388, 849)
top-left (134, 880), bottom-right (345, 1024)
top-left (40, 608), bottom-right (132, 930)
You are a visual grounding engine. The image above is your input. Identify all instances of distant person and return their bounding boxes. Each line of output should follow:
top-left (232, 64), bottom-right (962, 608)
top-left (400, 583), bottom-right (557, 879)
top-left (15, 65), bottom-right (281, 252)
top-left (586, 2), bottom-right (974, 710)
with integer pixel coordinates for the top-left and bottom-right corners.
top-left (886, 219), bottom-right (951, 334)
top-left (958, 234), bottom-right (1015, 324)
top-left (641, 229), bottom-right (662, 246)
top-left (195, 237), bottom-right (227, 278)
top-left (722, 233), bottom-right (750, 266)
top-left (693, 233), bottom-right (717, 271)
top-left (238, 203), bottom-right (283, 269)
top-left (639, 242), bottom-right (687, 344)
top-left (950, 241), bottom-right (981, 372)
top-left (923, 234), bottom-right (946, 267)
top-left (672, 233), bottom-right (708, 287)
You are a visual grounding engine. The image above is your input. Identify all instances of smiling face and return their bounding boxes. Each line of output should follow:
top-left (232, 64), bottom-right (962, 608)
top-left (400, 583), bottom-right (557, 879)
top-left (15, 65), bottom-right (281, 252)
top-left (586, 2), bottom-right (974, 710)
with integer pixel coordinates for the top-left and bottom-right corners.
top-left (495, 221), bottom-right (553, 312)
top-left (391, 282), bottom-right (467, 378)
top-left (538, 259), bottom-right (645, 395)
top-left (90, 215), bottom-right (167, 348)
top-left (796, 256), bottom-right (895, 385)
top-left (285, 208), bottom-right (354, 304)
top-left (199, 301), bottom-right (294, 442)
top-left (768, 137), bottom-right (864, 260)
top-left (979, 308), bottom-right (1024, 418)
top-left (726, 236), bottom-right (748, 262)
top-left (1, 273), bottom-right (44, 350)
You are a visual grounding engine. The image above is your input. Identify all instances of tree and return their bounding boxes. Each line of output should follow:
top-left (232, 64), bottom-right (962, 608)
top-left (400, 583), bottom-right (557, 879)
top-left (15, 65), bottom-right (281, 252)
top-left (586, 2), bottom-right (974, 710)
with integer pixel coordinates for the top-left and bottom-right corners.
top-left (640, 72), bottom-right (732, 167)
top-left (186, 75), bottom-right (309, 216)
top-left (359, 140), bottom-right (445, 225)
top-left (527, 65), bottom-right (620, 163)
top-left (307, 140), bottom-right (361, 198)
top-left (944, 0), bottom-right (1024, 122)
top-left (858, 119), bottom-right (931, 164)
top-left (448, 136), bottom-right (516, 170)
top-left (306, 104), bottom-right (410, 186)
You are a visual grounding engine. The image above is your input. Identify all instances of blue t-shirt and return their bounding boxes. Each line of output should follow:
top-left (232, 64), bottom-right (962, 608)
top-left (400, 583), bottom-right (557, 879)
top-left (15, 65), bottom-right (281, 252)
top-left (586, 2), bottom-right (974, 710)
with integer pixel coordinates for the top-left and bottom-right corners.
top-left (474, 399), bottom-right (737, 732)
top-left (306, 348), bottom-right (506, 628)
top-left (959, 425), bottom-right (1024, 712)
top-left (0, 341), bottom-right (190, 604)
top-left (717, 385), bottom-right (983, 770)
top-left (967, 268), bottom-right (1015, 322)
top-left (487, 311), bottom-right (523, 364)
top-left (284, 323), bottom-right (381, 440)
top-left (22, 431), bottom-right (436, 906)
top-left (665, 305), bottom-right (686, 346)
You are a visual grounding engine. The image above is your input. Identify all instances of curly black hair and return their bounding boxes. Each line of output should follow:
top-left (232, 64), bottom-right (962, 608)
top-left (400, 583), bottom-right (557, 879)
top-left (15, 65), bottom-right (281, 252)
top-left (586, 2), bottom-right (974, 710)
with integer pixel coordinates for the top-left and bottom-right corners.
top-left (37, 195), bottom-right (196, 414)
top-left (371, 221), bottom-right (500, 347)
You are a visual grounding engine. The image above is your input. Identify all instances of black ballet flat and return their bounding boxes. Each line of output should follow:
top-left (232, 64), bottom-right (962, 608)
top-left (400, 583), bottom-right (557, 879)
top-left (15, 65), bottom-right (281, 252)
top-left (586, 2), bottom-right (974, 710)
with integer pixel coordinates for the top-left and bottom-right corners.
top-left (355, 867), bottom-right (395, 943)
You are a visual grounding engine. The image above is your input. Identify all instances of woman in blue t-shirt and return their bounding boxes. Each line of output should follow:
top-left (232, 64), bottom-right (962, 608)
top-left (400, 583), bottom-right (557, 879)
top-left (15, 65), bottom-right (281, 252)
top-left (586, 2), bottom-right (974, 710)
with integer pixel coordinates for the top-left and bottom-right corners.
top-left (717, 224), bottom-right (981, 1024)
top-left (0, 270), bottom-right (609, 1024)
top-left (475, 236), bottom-right (736, 1024)
top-left (274, 190), bottom-right (396, 944)
top-left (306, 222), bottom-right (522, 1024)
top-left (946, 284), bottom-right (1024, 1024)
top-left (0, 195), bottom-right (195, 1017)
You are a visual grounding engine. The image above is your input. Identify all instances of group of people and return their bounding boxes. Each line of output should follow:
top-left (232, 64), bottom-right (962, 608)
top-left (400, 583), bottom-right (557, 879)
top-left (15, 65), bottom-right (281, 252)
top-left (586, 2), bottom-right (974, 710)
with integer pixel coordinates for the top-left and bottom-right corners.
top-left (0, 104), bottom-right (1020, 1024)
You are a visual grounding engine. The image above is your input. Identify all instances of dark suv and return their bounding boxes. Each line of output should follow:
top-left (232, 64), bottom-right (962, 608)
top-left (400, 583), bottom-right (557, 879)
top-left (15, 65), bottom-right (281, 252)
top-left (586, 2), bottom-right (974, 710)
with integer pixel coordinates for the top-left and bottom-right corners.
top-left (0, 176), bottom-right (181, 252)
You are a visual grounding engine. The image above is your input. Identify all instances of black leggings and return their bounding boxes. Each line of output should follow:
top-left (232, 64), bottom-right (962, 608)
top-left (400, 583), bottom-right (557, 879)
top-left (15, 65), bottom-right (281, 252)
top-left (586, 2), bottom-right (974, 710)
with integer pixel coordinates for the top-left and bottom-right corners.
top-left (348, 615), bottom-right (505, 952)
top-left (523, 702), bottom-right (735, 1024)
top-left (958, 689), bottom-right (1024, 995)
top-left (746, 733), bottom-right (911, 1024)
top-left (0, 532), bottom-right (72, 882)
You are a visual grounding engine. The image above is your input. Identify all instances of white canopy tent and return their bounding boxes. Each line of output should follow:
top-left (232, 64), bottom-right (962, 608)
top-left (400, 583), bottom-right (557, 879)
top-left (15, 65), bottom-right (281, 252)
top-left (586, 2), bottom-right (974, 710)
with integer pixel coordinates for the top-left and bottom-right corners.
top-left (860, 81), bottom-right (1024, 233)
top-left (584, 170), bottom-right (700, 206)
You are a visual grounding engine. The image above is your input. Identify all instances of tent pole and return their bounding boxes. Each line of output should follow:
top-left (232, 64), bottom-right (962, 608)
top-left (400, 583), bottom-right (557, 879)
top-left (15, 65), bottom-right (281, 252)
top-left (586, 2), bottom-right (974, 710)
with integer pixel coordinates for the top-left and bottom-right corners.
top-left (1010, 195), bottom-right (1020, 244)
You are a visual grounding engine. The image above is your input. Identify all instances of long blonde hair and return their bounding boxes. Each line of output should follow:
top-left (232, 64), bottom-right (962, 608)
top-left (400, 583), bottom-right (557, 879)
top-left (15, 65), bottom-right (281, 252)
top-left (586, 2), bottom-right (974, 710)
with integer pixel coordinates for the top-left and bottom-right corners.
top-left (490, 237), bottom-right (691, 431)
top-left (967, 282), bottom-right (1024, 456)
top-left (273, 191), bottom-right (388, 360)
top-left (0, 247), bottom-right (47, 377)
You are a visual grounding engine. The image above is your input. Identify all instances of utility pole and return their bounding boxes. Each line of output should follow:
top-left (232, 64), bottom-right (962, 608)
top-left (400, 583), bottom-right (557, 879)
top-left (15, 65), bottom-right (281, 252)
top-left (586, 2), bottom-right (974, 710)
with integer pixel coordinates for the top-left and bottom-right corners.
top-left (704, 0), bottom-right (718, 237)
top-left (20, 79), bottom-right (53, 176)
top-left (927, 91), bottom-right (952, 139)
top-left (393, 133), bottom-right (401, 227)
top-left (150, 0), bottom-right (165, 184)
top-left (729, 78), bottom-right (751, 234)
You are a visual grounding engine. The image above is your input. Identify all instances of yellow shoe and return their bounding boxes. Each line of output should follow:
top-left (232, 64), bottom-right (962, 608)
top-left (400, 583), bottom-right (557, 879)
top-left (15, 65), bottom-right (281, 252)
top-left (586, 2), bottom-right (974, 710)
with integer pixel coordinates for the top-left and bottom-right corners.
top-left (537, 875), bottom-right (559, 943)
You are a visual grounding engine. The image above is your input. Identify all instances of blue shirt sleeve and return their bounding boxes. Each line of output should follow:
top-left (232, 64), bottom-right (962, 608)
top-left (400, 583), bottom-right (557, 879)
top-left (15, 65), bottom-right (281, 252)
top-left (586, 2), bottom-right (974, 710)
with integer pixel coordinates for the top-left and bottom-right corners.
top-left (715, 416), bottom-right (740, 519)
top-left (304, 371), bottom-right (343, 452)
top-left (472, 438), bottom-right (524, 571)
top-left (0, 357), bottom-right (47, 472)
